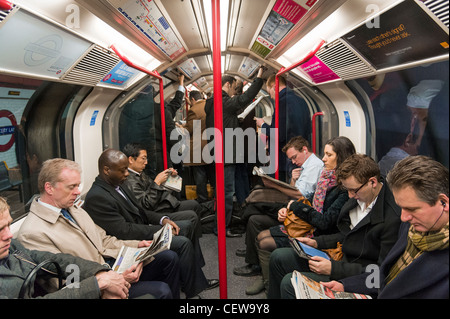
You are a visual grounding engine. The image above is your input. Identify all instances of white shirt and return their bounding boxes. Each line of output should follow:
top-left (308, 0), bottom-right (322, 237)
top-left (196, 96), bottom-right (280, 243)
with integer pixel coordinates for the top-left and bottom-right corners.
top-left (349, 195), bottom-right (379, 229)
top-left (294, 153), bottom-right (324, 201)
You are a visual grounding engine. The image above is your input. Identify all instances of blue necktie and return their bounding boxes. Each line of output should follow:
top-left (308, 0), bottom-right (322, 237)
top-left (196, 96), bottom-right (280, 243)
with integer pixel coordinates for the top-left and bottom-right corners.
top-left (61, 208), bottom-right (76, 224)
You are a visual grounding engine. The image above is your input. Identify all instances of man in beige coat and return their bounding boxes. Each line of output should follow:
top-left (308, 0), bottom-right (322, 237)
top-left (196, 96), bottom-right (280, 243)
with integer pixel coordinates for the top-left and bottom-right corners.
top-left (183, 90), bottom-right (215, 203)
top-left (17, 158), bottom-right (180, 299)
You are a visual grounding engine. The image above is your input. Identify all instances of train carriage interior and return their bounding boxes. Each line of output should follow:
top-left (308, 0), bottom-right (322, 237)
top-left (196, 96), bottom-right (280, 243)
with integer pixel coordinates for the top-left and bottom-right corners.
top-left (0, 0), bottom-right (448, 299)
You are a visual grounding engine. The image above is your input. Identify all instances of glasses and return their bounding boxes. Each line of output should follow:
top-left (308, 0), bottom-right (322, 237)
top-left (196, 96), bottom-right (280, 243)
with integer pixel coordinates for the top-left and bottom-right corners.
top-left (342, 179), bottom-right (370, 194)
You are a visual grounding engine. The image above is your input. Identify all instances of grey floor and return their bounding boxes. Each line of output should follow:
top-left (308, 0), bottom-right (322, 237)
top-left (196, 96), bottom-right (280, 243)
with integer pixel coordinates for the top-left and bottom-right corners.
top-left (195, 233), bottom-right (266, 299)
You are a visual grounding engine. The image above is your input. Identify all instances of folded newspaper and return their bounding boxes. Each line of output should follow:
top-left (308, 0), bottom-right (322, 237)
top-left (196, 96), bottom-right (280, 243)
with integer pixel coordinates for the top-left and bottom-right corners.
top-left (162, 175), bottom-right (182, 192)
top-left (291, 271), bottom-right (372, 299)
top-left (252, 166), bottom-right (298, 191)
top-left (112, 223), bottom-right (173, 273)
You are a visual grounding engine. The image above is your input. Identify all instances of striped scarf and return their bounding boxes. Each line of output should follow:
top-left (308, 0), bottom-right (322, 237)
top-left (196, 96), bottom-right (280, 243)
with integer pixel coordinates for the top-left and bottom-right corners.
top-left (386, 221), bottom-right (449, 285)
top-left (312, 168), bottom-right (337, 213)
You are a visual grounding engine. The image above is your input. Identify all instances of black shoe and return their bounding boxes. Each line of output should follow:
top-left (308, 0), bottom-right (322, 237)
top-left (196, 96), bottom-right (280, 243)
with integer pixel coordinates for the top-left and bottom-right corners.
top-left (226, 230), bottom-right (242, 238)
top-left (233, 264), bottom-right (261, 277)
top-left (205, 279), bottom-right (219, 290)
top-left (235, 248), bottom-right (246, 257)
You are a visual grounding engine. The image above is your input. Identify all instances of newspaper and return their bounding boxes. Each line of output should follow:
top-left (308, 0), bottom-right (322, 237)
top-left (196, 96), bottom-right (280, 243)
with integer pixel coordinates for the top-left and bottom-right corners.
top-left (112, 223), bottom-right (173, 273)
top-left (162, 175), bottom-right (182, 192)
top-left (252, 166), bottom-right (298, 191)
top-left (237, 96), bottom-right (265, 120)
top-left (291, 271), bottom-right (372, 299)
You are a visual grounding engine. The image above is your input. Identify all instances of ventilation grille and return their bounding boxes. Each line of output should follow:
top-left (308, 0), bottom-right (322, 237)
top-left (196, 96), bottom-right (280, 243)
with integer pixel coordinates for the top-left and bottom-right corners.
top-left (0, 4), bottom-right (17, 24)
top-left (422, 0), bottom-right (449, 28)
top-left (62, 45), bottom-right (120, 86)
top-left (316, 39), bottom-right (376, 81)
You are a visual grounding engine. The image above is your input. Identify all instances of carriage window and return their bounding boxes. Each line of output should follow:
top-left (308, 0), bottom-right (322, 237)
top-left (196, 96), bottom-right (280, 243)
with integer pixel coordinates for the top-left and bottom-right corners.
top-left (0, 75), bottom-right (42, 220)
top-left (355, 60), bottom-right (449, 175)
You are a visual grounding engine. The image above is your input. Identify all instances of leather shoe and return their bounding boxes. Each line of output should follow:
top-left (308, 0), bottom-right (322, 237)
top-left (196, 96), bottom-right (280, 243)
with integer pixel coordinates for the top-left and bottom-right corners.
top-left (226, 230), bottom-right (242, 238)
top-left (233, 264), bottom-right (261, 277)
top-left (205, 279), bottom-right (219, 290)
top-left (235, 248), bottom-right (246, 257)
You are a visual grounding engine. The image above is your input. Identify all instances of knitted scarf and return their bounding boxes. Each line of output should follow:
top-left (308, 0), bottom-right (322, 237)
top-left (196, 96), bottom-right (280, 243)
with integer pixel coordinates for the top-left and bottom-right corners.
top-left (312, 168), bottom-right (337, 213)
top-left (386, 221), bottom-right (449, 285)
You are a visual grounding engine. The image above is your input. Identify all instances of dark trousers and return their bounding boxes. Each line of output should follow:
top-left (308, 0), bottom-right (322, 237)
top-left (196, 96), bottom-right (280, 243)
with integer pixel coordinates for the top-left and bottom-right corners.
top-left (192, 164), bottom-right (216, 203)
top-left (170, 235), bottom-right (208, 298)
top-left (224, 164), bottom-right (236, 228)
top-left (268, 247), bottom-right (329, 299)
top-left (129, 249), bottom-right (180, 299)
top-left (156, 203), bottom-right (208, 297)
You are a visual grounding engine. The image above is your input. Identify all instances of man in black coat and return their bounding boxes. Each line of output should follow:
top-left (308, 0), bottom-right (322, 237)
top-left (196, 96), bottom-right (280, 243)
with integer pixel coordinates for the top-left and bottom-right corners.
top-left (83, 149), bottom-right (218, 298)
top-left (204, 67), bottom-right (264, 236)
top-left (268, 154), bottom-right (401, 298)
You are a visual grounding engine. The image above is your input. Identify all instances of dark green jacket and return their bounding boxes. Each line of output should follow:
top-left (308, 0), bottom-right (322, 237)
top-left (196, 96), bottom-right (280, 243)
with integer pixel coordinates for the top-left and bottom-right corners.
top-left (0, 239), bottom-right (109, 299)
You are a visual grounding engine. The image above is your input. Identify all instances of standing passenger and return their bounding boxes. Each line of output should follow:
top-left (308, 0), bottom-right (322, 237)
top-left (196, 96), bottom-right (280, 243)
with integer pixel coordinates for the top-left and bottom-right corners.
top-left (205, 67), bottom-right (264, 237)
top-left (254, 75), bottom-right (312, 183)
top-left (183, 91), bottom-right (215, 203)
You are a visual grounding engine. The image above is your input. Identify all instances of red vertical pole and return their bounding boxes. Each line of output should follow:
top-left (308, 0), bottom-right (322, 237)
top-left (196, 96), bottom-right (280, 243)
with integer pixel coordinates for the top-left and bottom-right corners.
top-left (156, 71), bottom-right (168, 170)
top-left (212, 0), bottom-right (227, 299)
top-left (312, 112), bottom-right (324, 154)
top-left (274, 69), bottom-right (283, 180)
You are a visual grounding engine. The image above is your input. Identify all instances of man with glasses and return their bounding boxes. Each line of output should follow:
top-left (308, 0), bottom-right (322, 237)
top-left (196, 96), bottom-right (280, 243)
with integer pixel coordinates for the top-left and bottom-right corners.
top-left (268, 154), bottom-right (402, 298)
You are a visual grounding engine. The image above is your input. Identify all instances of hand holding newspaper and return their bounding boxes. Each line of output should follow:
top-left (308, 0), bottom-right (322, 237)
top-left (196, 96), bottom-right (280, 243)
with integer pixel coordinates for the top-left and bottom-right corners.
top-left (112, 223), bottom-right (173, 273)
top-left (291, 271), bottom-right (372, 299)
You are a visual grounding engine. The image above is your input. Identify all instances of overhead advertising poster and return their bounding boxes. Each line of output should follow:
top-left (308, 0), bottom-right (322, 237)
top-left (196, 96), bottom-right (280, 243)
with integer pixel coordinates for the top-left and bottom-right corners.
top-left (101, 61), bottom-right (142, 87)
top-left (109, 0), bottom-right (186, 60)
top-left (178, 58), bottom-right (201, 78)
top-left (251, 0), bottom-right (317, 58)
top-left (342, 1), bottom-right (449, 70)
top-left (238, 57), bottom-right (260, 78)
top-left (0, 10), bottom-right (91, 79)
top-left (298, 56), bottom-right (340, 84)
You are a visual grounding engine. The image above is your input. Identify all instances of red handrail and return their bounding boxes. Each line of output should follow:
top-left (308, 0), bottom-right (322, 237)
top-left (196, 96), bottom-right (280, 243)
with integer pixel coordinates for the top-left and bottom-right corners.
top-left (274, 39), bottom-right (325, 179)
top-left (0, 0), bottom-right (13, 11)
top-left (312, 112), bottom-right (324, 154)
top-left (110, 45), bottom-right (168, 170)
top-left (211, 0), bottom-right (228, 299)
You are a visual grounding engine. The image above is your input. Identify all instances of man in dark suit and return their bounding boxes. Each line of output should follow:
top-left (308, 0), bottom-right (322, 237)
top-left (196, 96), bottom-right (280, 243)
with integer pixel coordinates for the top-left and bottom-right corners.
top-left (84, 149), bottom-right (218, 298)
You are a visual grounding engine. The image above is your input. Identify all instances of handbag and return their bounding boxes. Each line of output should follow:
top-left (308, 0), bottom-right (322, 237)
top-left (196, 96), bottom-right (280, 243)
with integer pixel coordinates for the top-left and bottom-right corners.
top-left (283, 196), bottom-right (315, 238)
top-left (245, 185), bottom-right (292, 204)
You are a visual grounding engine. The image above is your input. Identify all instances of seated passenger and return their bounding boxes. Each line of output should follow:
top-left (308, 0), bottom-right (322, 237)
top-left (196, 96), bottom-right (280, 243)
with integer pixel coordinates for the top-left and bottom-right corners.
top-left (0, 197), bottom-right (131, 299)
top-left (16, 158), bottom-right (180, 299)
top-left (242, 136), bottom-right (354, 295)
top-left (323, 156), bottom-right (449, 299)
top-left (269, 154), bottom-right (402, 299)
top-left (83, 149), bottom-right (218, 298)
top-left (234, 136), bottom-right (324, 280)
top-left (123, 142), bottom-right (203, 239)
